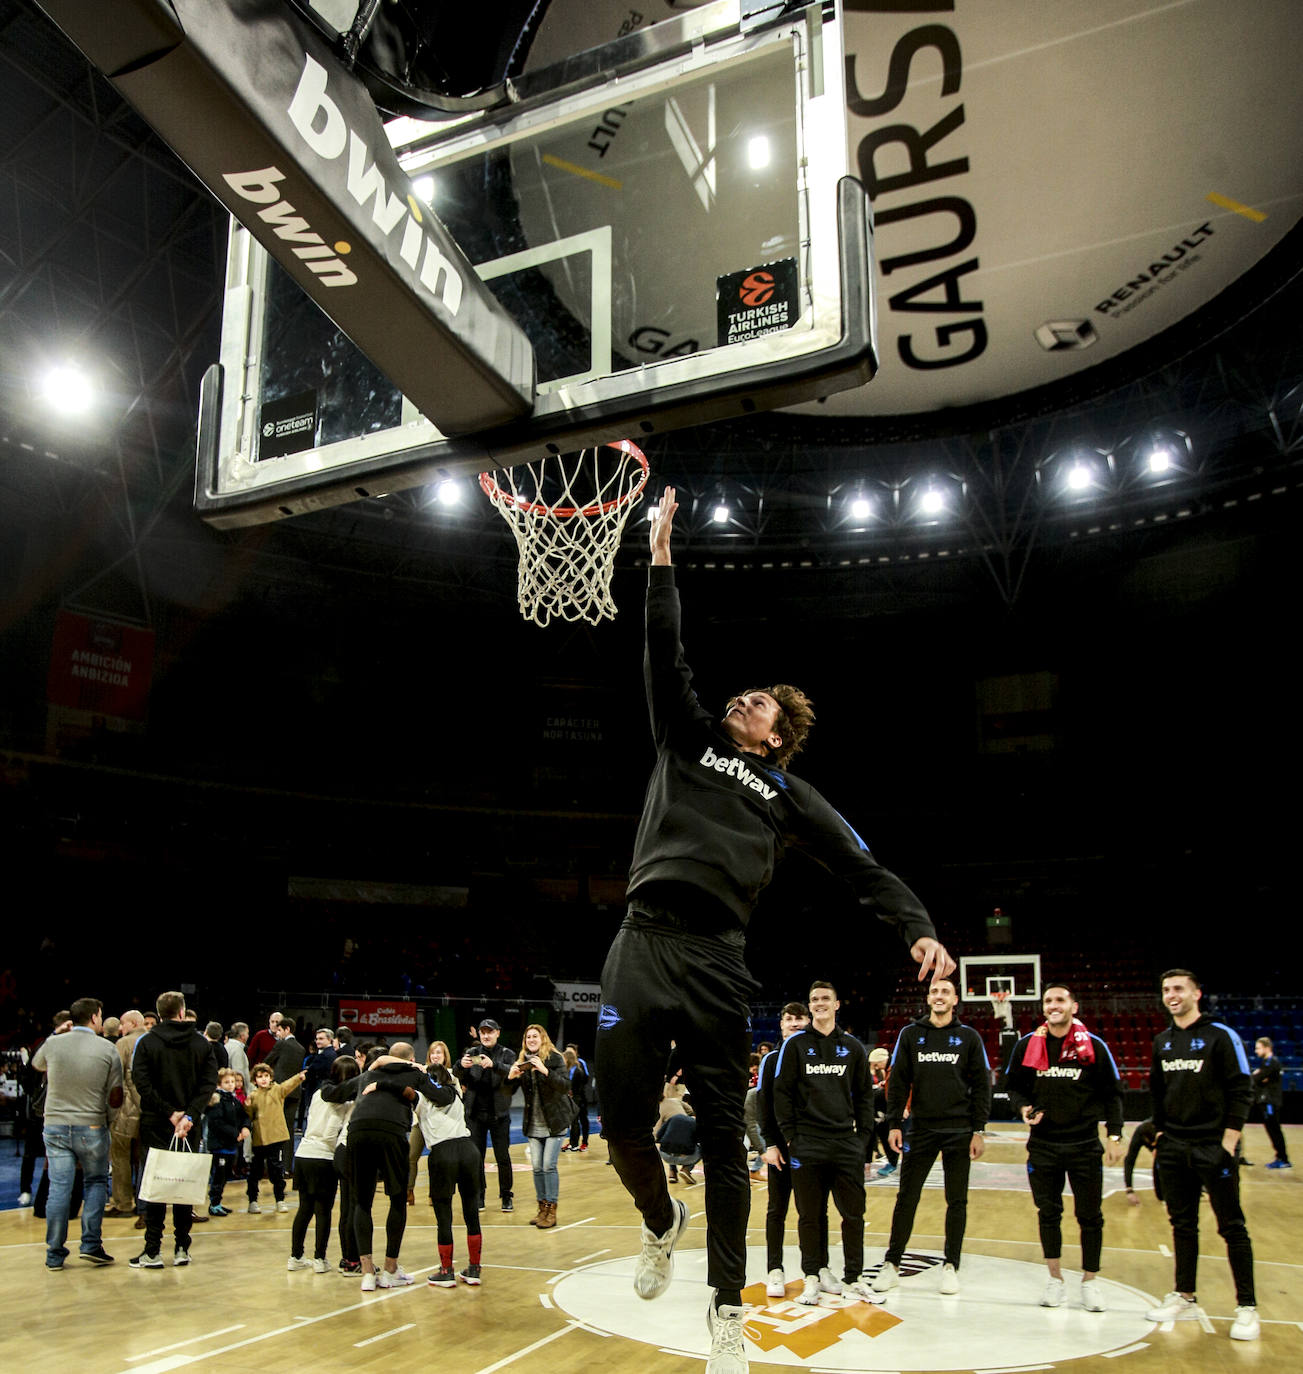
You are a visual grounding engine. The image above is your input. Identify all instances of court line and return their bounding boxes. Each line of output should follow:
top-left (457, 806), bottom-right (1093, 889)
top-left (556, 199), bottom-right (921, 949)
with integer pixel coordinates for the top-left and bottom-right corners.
top-left (124, 1329), bottom-right (245, 1362)
top-left (976, 1365), bottom-right (1056, 1373)
top-left (1158, 1244), bottom-right (1172, 1257)
top-left (545, 1215), bottom-right (595, 1234)
top-left (538, 1292), bottom-right (553, 1309)
top-left (472, 1320), bottom-right (584, 1374)
top-left (1102, 1345), bottom-right (1148, 1359)
top-left (353, 1323), bottom-right (415, 1348)
top-left (570, 1248), bottom-right (611, 1265)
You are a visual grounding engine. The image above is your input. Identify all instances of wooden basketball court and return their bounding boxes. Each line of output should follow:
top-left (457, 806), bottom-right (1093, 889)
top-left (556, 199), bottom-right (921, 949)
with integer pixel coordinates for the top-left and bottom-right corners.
top-left (5, 1122), bottom-right (1298, 1373)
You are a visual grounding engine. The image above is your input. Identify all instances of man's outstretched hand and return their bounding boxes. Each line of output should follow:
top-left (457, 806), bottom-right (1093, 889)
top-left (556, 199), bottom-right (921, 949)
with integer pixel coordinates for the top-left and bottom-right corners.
top-left (911, 936), bottom-right (956, 983)
top-left (650, 485), bottom-right (678, 565)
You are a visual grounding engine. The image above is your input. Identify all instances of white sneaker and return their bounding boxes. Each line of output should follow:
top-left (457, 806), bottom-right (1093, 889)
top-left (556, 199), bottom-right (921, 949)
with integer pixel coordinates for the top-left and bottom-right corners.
top-left (706, 1296), bottom-right (749, 1374)
top-left (1041, 1277), bottom-right (1065, 1307)
top-left (939, 1263), bottom-right (959, 1295)
top-left (360, 1271), bottom-right (376, 1292)
top-left (377, 1266), bottom-right (413, 1288)
top-left (286, 1256), bottom-right (311, 1271)
top-left (276, 1200), bottom-right (289, 1213)
top-left (17, 1192), bottom-right (32, 1206)
top-left (818, 1267), bottom-right (842, 1295)
top-left (1229, 1305), bottom-right (1260, 1341)
top-left (1080, 1279), bottom-right (1107, 1312)
top-left (871, 1261), bottom-right (898, 1293)
top-left (765, 1268), bottom-right (786, 1298)
top-left (1146, 1291), bottom-right (1200, 1322)
top-left (841, 1278), bottom-right (887, 1305)
top-left (633, 1198), bottom-right (689, 1300)
top-left (312, 1258), bottom-right (329, 1274)
top-left (796, 1274), bottom-right (821, 1306)
top-left (246, 1201), bottom-right (261, 1214)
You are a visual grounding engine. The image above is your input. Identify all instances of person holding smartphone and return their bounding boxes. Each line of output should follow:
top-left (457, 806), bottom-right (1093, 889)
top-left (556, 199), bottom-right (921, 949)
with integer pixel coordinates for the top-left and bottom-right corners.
top-left (454, 1019), bottom-right (516, 1213)
top-left (509, 1025), bottom-right (571, 1228)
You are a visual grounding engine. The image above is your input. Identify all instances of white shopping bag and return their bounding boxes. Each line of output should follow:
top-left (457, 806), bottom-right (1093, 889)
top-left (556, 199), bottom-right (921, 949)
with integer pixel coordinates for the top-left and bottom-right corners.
top-left (139, 1135), bottom-right (210, 1206)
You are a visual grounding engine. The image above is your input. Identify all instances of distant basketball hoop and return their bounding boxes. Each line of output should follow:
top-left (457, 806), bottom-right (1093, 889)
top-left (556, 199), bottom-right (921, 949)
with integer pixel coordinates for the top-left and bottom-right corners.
top-left (480, 440), bottom-right (650, 627)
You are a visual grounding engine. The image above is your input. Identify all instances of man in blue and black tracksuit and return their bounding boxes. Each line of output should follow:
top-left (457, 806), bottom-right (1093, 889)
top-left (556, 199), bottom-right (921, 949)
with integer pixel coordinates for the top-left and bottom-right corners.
top-left (1004, 983), bottom-right (1124, 1312)
top-left (597, 487), bottom-right (954, 1367)
top-left (873, 975), bottom-right (990, 1295)
top-left (770, 982), bottom-right (882, 1304)
top-left (1252, 1037), bottom-right (1291, 1169)
top-left (1144, 968), bottom-right (1258, 1341)
top-left (756, 1000), bottom-right (812, 1296)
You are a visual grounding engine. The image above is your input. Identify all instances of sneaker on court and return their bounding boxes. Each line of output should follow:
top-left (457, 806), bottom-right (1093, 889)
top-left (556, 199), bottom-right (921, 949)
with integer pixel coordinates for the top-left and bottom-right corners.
top-left (79, 1248), bottom-right (115, 1266)
top-left (129, 1251), bottom-right (164, 1270)
top-left (939, 1263), bottom-right (960, 1295)
top-left (208, 1205), bottom-right (230, 1217)
top-left (579, 1143), bottom-right (588, 1152)
top-left (246, 1200), bottom-right (261, 1214)
top-left (871, 1261), bottom-right (899, 1293)
top-left (841, 1278), bottom-right (887, 1305)
top-left (633, 1197), bottom-right (690, 1300)
top-left (312, 1258), bottom-right (329, 1274)
top-left (276, 1200), bottom-right (289, 1213)
top-left (817, 1267), bottom-right (842, 1295)
top-left (18, 1192), bottom-right (32, 1206)
top-left (429, 1267), bottom-right (457, 1287)
top-left (796, 1274), bottom-right (821, 1306)
top-left (876, 1163), bottom-right (896, 1177)
top-left (339, 1259), bottom-right (361, 1276)
top-left (1040, 1277), bottom-right (1065, 1308)
top-left (377, 1266), bottom-right (414, 1288)
top-left (459, 1264), bottom-right (482, 1286)
top-left (1080, 1279), bottom-right (1107, 1312)
top-left (360, 1271), bottom-right (377, 1292)
top-left (1229, 1305), bottom-right (1260, 1341)
top-left (501, 1195), bottom-right (514, 1213)
top-left (706, 1296), bottom-right (749, 1374)
top-left (287, 1256), bottom-right (312, 1271)
top-left (1266, 1159), bottom-right (1292, 1169)
top-left (1146, 1291), bottom-right (1200, 1322)
top-left (765, 1268), bottom-right (786, 1298)
top-left (173, 1246), bottom-right (190, 1267)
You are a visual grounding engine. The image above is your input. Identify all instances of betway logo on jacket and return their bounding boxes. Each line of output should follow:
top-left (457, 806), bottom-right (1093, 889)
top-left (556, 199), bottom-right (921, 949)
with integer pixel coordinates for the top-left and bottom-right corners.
top-left (699, 745), bottom-right (777, 799)
top-left (222, 55), bottom-right (463, 309)
top-left (1037, 1065), bottom-right (1082, 1080)
top-left (1162, 1058), bottom-right (1205, 1073)
top-left (917, 1051), bottom-right (960, 1064)
top-left (806, 1063), bottom-right (848, 1077)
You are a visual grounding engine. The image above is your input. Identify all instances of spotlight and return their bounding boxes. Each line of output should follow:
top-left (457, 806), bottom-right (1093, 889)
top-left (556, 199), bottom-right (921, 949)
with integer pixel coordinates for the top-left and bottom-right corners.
top-left (435, 480), bottom-right (461, 506)
top-left (647, 503), bottom-right (660, 522)
top-left (850, 496), bottom-right (873, 520)
top-left (1148, 446), bottom-right (1173, 474)
top-left (747, 136), bottom-right (771, 170)
top-left (38, 364), bottom-right (94, 414)
top-left (1066, 463), bottom-right (1091, 491)
top-left (920, 487), bottom-right (945, 515)
top-left (412, 176), bottom-right (435, 205)
top-left (712, 503), bottom-right (730, 524)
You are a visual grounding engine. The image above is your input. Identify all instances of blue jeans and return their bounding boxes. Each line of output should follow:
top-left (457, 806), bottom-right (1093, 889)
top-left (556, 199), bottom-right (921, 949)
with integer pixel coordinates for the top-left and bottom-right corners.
top-left (528, 1135), bottom-right (563, 1203)
top-left (43, 1124), bottom-right (109, 1265)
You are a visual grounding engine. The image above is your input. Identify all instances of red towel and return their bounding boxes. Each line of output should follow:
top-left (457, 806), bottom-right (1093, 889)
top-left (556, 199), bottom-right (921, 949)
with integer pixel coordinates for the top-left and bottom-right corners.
top-left (1023, 1018), bottom-right (1096, 1070)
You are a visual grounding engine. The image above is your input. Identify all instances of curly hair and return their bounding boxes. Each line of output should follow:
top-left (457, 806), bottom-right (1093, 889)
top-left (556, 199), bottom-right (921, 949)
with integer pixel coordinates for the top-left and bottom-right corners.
top-left (740, 683), bottom-right (815, 769)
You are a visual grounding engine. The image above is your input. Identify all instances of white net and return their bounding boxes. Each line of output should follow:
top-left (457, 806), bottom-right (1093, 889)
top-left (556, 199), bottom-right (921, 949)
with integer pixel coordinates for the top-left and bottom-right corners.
top-left (480, 440), bottom-right (649, 626)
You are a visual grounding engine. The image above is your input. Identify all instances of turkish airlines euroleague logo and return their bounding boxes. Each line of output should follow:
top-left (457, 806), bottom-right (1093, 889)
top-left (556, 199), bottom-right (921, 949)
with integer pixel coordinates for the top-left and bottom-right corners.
top-left (718, 258), bottom-right (799, 346)
top-left (739, 271), bottom-right (776, 307)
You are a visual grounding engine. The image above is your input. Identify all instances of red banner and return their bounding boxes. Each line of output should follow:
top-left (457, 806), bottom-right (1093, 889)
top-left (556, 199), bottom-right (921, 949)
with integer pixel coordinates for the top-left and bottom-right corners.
top-left (338, 1000), bottom-right (417, 1035)
top-left (46, 611), bottom-right (154, 721)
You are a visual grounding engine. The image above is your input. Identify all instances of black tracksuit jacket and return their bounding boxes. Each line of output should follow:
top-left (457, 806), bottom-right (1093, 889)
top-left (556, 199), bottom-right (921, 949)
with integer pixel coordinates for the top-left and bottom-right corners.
top-left (322, 1061), bottom-right (448, 1137)
top-left (886, 1017), bottom-right (990, 1132)
top-left (627, 566), bottom-right (937, 945)
top-left (1004, 1031), bottom-right (1124, 1145)
top-left (1150, 1014), bottom-right (1252, 1139)
top-left (771, 1024), bottom-right (872, 1158)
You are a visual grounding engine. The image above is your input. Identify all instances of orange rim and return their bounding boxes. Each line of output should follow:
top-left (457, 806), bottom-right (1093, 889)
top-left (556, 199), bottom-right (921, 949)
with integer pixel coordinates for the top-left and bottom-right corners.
top-left (479, 440), bottom-right (649, 518)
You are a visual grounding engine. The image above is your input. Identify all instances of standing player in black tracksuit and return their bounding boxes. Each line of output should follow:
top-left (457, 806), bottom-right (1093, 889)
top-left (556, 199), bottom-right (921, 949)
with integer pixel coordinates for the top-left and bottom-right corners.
top-left (1144, 968), bottom-right (1258, 1341)
top-left (1004, 983), bottom-right (1124, 1312)
top-left (756, 1001), bottom-right (812, 1298)
top-left (598, 486), bottom-right (954, 1372)
top-left (770, 981), bottom-right (884, 1306)
top-left (873, 977), bottom-right (990, 1296)
top-left (1251, 1037), bottom-right (1291, 1169)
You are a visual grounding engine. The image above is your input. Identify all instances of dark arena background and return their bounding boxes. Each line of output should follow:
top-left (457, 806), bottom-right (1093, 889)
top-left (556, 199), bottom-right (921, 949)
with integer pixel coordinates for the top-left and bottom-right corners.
top-left (1, 3), bottom-right (1301, 1369)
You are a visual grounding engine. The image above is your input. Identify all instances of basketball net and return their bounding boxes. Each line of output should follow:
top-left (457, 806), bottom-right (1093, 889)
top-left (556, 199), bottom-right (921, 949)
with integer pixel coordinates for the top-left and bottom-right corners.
top-left (480, 440), bottom-right (649, 627)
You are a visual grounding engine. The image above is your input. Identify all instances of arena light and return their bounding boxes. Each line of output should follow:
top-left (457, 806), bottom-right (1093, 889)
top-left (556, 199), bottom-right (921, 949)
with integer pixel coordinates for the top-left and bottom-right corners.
top-left (38, 364), bottom-right (94, 415)
top-left (747, 136), bottom-right (771, 170)
top-left (1147, 446), bottom-right (1173, 474)
top-left (1066, 462), bottom-right (1091, 491)
top-left (919, 486), bottom-right (945, 516)
top-left (712, 501), bottom-right (730, 524)
top-left (412, 175), bottom-right (435, 205)
top-left (435, 479), bottom-right (461, 506)
top-left (850, 495), bottom-right (873, 520)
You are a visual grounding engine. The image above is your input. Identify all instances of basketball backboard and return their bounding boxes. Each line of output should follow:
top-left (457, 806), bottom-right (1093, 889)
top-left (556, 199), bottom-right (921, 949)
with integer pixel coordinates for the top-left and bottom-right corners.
top-left (193, 0), bottom-right (876, 527)
top-left (959, 954), bottom-right (1042, 1004)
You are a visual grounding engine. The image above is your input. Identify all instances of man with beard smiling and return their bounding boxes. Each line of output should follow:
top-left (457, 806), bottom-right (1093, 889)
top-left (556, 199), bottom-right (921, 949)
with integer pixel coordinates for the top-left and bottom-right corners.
top-left (1004, 983), bottom-right (1124, 1312)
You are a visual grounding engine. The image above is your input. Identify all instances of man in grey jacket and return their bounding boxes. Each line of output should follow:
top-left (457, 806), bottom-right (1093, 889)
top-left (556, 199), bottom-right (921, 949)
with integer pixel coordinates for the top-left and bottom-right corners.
top-left (33, 996), bottom-right (123, 1269)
